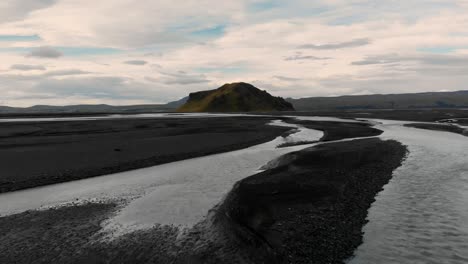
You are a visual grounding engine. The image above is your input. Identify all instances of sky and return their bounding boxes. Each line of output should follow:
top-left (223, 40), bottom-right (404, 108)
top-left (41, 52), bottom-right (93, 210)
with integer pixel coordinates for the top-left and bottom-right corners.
top-left (2, 0), bottom-right (468, 107)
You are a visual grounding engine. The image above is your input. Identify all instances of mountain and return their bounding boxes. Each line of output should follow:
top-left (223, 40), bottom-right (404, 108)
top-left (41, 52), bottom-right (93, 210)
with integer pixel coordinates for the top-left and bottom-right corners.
top-left (4, 87), bottom-right (467, 115)
top-left (177, 82), bottom-right (294, 112)
top-left (165, 96), bottom-right (189, 108)
top-left (288, 90), bottom-right (468, 111)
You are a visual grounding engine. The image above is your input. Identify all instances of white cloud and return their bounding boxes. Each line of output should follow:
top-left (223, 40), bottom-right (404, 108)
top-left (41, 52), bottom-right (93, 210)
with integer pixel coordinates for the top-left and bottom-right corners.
top-left (1, 1), bottom-right (468, 106)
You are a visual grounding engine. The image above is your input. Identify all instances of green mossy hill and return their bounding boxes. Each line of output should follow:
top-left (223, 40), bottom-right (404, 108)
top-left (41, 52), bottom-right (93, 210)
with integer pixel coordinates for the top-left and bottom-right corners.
top-left (177, 82), bottom-right (295, 112)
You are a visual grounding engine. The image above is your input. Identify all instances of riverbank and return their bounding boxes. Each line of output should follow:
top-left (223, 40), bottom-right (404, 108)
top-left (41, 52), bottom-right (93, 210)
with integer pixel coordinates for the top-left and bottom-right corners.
top-left (404, 123), bottom-right (468, 137)
top-left (0, 115), bottom-right (384, 194)
top-left (0, 138), bottom-right (407, 263)
top-left (211, 138), bottom-right (407, 263)
top-left (0, 116), bottom-right (289, 193)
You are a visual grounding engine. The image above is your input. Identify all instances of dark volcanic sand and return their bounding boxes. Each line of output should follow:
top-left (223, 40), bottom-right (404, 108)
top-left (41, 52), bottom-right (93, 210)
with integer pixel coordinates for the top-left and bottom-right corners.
top-left (275, 119), bottom-right (382, 147)
top-left (405, 123), bottom-right (468, 136)
top-left (0, 138), bottom-right (407, 264)
top-left (0, 116), bottom-right (289, 193)
top-left (213, 138), bottom-right (407, 263)
top-left (286, 119), bottom-right (382, 141)
top-left (275, 109), bottom-right (468, 122)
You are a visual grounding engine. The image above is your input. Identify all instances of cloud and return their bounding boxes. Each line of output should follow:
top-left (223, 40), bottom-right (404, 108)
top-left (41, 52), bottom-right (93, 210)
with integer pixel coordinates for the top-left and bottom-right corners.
top-left (10, 64), bottom-right (46, 71)
top-left (2, 1), bottom-right (468, 105)
top-left (0, 34), bottom-right (41, 42)
top-left (0, 73), bottom-right (185, 106)
top-left (284, 52), bottom-right (331, 61)
top-left (316, 73), bottom-right (468, 96)
top-left (351, 54), bottom-right (468, 67)
top-left (0, 0), bottom-right (57, 23)
top-left (27, 46), bottom-right (63, 58)
top-left (157, 71), bottom-right (211, 85)
top-left (273, 75), bottom-right (302, 81)
top-left (42, 69), bottom-right (92, 77)
top-left (0, 69), bottom-right (92, 81)
top-left (124, 60), bottom-right (148, 65)
top-left (298, 38), bottom-right (371, 50)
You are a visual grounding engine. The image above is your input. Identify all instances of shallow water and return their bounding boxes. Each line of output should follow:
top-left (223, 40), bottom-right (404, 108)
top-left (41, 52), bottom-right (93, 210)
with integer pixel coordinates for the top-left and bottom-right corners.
top-left (0, 120), bottom-right (323, 234)
top-left (0, 113), bottom-right (255, 122)
top-left (288, 115), bottom-right (365, 123)
top-left (2, 114), bottom-right (466, 261)
top-left (349, 120), bottom-right (468, 264)
top-left (0, 113), bottom-right (365, 123)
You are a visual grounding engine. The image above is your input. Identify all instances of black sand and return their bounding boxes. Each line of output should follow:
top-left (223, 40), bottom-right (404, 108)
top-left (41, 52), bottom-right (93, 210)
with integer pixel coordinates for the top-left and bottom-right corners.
top-left (0, 116), bottom-right (289, 193)
top-left (0, 138), bottom-right (407, 264)
top-left (287, 119), bottom-right (382, 141)
top-left (212, 138), bottom-right (407, 263)
top-left (274, 109), bottom-right (468, 123)
top-left (405, 123), bottom-right (468, 137)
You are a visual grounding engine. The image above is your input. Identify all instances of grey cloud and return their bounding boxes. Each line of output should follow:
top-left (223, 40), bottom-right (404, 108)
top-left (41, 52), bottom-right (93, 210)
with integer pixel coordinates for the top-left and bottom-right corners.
top-left (351, 54), bottom-right (401, 65)
top-left (144, 77), bottom-right (159, 83)
top-left (298, 38), bottom-right (371, 50)
top-left (42, 69), bottom-right (92, 77)
top-left (0, 0), bottom-right (57, 23)
top-left (0, 69), bottom-right (92, 81)
top-left (157, 71), bottom-right (211, 85)
top-left (0, 74), bottom-right (196, 106)
top-left (285, 53), bottom-right (331, 61)
top-left (351, 54), bottom-right (468, 67)
top-left (27, 46), bottom-right (63, 58)
top-left (10, 64), bottom-right (46, 71)
top-left (273, 75), bottom-right (302, 81)
top-left (95, 25), bottom-right (189, 47)
top-left (351, 60), bottom-right (385, 65)
top-left (124, 60), bottom-right (148, 65)
top-left (419, 55), bottom-right (468, 66)
top-left (32, 76), bottom-right (166, 100)
top-left (317, 69), bottom-right (468, 96)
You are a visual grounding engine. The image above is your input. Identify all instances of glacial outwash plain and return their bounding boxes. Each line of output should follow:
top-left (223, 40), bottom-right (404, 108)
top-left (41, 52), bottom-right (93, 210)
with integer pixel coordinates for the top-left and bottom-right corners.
top-left (1, 84), bottom-right (468, 263)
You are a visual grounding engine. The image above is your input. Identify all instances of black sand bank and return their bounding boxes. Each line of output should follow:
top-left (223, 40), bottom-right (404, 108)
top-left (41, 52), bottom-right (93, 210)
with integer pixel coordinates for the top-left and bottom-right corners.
top-left (405, 123), bottom-right (468, 137)
top-left (0, 116), bottom-right (289, 193)
top-left (0, 138), bottom-right (406, 264)
top-left (208, 138), bottom-right (407, 263)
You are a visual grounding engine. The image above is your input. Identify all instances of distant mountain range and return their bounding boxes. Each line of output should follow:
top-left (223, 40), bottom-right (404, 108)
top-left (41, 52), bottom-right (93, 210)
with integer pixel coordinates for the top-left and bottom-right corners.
top-left (0, 99), bottom-right (187, 115)
top-left (2, 87), bottom-right (468, 115)
top-left (177, 82), bottom-right (294, 112)
top-left (288, 90), bottom-right (468, 111)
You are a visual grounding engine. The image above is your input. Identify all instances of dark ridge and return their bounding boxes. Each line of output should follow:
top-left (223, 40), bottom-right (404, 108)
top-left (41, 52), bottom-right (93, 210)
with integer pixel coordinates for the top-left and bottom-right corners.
top-left (288, 90), bottom-right (468, 110)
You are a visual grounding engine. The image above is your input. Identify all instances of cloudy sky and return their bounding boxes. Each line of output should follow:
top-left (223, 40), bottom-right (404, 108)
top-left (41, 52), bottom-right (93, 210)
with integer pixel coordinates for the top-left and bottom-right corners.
top-left (2, 0), bottom-right (468, 106)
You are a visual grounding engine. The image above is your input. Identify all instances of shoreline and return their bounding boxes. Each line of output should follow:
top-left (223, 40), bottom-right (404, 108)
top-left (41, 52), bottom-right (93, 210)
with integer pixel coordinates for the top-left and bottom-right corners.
top-left (209, 138), bottom-right (407, 263)
top-left (0, 137), bottom-right (407, 263)
top-left (0, 116), bottom-right (384, 194)
top-left (404, 123), bottom-right (468, 137)
top-left (0, 116), bottom-right (290, 193)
